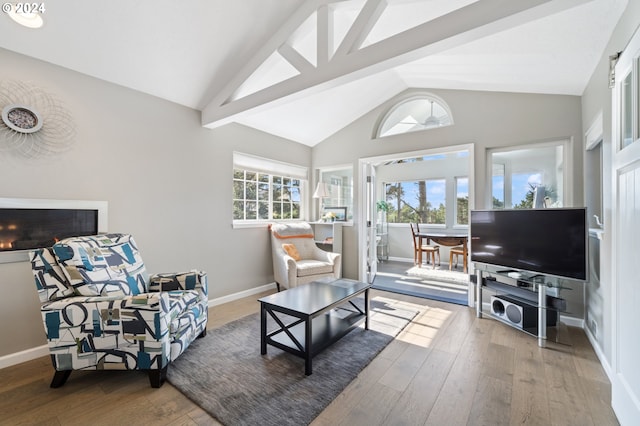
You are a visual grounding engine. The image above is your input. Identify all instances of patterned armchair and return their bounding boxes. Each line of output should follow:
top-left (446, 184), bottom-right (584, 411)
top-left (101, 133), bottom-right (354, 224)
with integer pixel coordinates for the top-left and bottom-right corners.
top-left (29, 233), bottom-right (208, 388)
top-left (270, 222), bottom-right (341, 291)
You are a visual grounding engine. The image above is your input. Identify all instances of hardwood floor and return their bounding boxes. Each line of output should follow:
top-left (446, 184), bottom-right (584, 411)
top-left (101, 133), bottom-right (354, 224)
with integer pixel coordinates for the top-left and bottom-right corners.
top-left (0, 289), bottom-right (618, 425)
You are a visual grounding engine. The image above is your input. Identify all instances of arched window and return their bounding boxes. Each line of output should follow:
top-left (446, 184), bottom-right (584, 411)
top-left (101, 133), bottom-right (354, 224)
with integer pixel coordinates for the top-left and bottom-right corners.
top-left (376, 95), bottom-right (453, 138)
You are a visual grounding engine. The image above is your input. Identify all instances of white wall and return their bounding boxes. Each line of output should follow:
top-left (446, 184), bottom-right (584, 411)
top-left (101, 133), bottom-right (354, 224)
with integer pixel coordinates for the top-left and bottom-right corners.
top-left (581, 0), bottom-right (640, 377)
top-left (0, 47), bottom-right (311, 357)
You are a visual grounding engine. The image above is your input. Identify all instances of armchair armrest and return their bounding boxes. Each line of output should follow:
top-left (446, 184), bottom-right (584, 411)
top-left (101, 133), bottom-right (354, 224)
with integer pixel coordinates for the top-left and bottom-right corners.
top-left (274, 254), bottom-right (297, 287)
top-left (149, 270), bottom-right (208, 301)
top-left (326, 251), bottom-right (342, 278)
top-left (310, 245), bottom-right (340, 263)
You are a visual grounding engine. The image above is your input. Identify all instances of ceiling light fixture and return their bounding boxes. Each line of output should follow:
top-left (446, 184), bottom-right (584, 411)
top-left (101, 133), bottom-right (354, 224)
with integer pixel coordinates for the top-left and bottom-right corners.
top-left (5, 4), bottom-right (44, 29)
top-left (423, 101), bottom-right (441, 127)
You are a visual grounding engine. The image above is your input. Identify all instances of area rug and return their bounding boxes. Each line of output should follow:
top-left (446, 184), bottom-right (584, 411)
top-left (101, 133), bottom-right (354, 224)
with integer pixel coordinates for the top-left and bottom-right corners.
top-left (166, 298), bottom-right (417, 426)
top-left (406, 265), bottom-right (470, 285)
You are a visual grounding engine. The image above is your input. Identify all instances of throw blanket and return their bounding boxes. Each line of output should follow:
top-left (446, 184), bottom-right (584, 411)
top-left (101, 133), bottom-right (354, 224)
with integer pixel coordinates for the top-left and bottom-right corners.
top-left (270, 222), bottom-right (314, 239)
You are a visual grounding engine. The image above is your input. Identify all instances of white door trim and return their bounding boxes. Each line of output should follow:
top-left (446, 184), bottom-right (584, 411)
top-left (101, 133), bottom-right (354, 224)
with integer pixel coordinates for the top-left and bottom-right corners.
top-left (357, 143), bottom-right (475, 306)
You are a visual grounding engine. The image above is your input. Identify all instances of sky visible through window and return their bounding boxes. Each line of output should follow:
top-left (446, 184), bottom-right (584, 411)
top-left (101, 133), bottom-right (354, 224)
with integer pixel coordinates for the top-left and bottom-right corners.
top-left (390, 152), bottom-right (470, 208)
top-left (457, 178), bottom-right (468, 198)
top-left (492, 172), bottom-right (542, 207)
top-left (395, 178), bottom-right (469, 208)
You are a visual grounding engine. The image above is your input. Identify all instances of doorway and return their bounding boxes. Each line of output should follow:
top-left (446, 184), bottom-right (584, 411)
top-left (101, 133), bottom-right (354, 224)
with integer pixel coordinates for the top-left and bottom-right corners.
top-left (610, 29), bottom-right (640, 423)
top-left (358, 144), bottom-right (475, 306)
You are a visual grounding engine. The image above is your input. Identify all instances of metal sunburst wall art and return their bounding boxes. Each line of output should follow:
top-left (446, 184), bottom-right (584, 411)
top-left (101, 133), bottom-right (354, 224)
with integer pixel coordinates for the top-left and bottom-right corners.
top-left (0, 80), bottom-right (76, 158)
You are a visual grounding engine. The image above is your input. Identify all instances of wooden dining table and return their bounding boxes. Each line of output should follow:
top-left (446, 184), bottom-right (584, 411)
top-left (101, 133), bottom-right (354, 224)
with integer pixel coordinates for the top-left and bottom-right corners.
top-left (416, 232), bottom-right (469, 273)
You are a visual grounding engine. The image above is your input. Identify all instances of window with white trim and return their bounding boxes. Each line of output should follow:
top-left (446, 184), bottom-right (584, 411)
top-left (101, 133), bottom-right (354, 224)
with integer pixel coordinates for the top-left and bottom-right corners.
top-left (384, 178), bottom-right (446, 224)
top-left (489, 142), bottom-right (566, 209)
top-left (233, 152), bottom-right (307, 223)
top-left (377, 94), bottom-right (453, 138)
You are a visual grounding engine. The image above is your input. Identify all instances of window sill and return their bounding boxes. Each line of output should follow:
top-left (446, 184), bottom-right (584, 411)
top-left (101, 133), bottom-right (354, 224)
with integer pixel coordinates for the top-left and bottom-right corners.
top-left (233, 220), bottom-right (355, 229)
top-left (310, 221), bottom-right (354, 227)
top-left (232, 220), bottom-right (301, 230)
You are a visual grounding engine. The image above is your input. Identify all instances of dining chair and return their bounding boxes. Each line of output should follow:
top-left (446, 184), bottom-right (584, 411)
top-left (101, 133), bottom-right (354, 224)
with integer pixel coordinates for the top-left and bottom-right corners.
top-left (410, 223), bottom-right (440, 268)
top-left (449, 245), bottom-right (468, 273)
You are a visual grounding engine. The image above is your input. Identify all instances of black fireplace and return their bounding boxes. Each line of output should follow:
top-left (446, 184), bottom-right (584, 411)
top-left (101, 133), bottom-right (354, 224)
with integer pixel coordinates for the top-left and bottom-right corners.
top-left (0, 208), bottom-right (98, 251)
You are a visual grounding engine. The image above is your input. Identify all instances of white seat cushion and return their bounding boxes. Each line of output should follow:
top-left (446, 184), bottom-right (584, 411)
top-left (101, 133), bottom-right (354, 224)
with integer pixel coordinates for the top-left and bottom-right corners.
top-left (296, 259), bottom-right (333, 277)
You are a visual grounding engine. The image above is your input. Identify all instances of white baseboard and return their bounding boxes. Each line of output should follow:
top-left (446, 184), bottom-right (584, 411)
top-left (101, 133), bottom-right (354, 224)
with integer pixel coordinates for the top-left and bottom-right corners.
top-left (560, 314), bottom-right (584, 328)
top-left (208, 282), bottom-right (277, 308)
top-left (0, 344), bottom-right (49, 370)
top-left (584, 324), bottom-right (614, 381)
top-left (386, 256), bottom-right (412, 263)
top-left (0, 283), bottom-right (278, 370)
top-left (0, 283), bottom-right (605, 376)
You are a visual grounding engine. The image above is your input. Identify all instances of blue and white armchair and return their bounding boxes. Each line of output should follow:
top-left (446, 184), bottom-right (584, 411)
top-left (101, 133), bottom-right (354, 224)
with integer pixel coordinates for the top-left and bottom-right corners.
top-left (29, 233), bottom-right (208, 388)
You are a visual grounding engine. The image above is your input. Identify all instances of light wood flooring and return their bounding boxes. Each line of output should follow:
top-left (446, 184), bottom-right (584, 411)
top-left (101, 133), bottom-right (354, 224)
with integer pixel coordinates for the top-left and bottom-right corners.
top-left (0, 289), bottom-right (618, 425)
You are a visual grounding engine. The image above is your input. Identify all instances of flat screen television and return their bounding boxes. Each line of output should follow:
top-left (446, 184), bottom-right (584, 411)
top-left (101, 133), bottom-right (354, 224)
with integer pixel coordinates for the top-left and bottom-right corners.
top-left (470, 208), bottom-right (588, 281)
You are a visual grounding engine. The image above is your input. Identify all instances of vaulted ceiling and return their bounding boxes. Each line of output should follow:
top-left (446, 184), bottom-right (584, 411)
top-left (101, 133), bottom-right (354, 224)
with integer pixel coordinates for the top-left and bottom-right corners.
top-left (0, 0), bottom-right (627, 146)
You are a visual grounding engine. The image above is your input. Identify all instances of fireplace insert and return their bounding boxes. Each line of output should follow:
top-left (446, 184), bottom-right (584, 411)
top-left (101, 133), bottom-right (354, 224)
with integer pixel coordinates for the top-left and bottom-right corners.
top-left (0, 208), bottom-right (98, 251)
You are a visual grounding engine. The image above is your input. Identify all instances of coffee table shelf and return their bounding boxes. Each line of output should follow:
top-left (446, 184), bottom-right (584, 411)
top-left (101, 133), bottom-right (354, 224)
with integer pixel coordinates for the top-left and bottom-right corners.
top-left (268, 308), bottom-right (365, 356)
top-left (259, 279), bottom-right (370, 375)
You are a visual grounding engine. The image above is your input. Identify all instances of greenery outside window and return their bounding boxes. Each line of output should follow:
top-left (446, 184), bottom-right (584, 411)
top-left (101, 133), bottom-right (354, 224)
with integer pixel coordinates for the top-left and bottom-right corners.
top-left (489, 142), bottom-right (565, 209)
top-left (455, 177), bottom-right (469, 225)
top-left (385, 178), bottom-right (446, 224)
top-left (233, 152), bottom-right (307, 224)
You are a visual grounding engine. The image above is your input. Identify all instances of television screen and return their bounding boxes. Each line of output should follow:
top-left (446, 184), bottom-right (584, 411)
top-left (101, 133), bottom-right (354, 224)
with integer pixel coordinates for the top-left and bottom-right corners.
top-left (470, 208), bottom-right (588, 281)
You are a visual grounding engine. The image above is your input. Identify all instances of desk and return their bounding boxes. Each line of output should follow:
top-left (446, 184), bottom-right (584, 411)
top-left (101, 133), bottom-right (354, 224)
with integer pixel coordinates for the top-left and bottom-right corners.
top-left (417, 232), bottom-right (469, 273)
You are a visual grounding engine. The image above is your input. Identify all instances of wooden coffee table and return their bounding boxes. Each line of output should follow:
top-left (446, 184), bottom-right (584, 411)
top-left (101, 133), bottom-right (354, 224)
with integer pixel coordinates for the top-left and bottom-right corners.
top-left (259, 278), bottom-right (370, 375)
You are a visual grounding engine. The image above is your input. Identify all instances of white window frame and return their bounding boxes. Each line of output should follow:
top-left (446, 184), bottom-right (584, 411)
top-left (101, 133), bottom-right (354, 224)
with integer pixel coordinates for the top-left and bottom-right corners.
top-left (316, 164), bottom-right (354, 222)
top-left (233, 152), bottom-right (308, 228)
top-left (486, 140), bottom-right (572, 209)
top-left (425, 178), bottom-right (447, 226)
top-left (375, 92), bottom-right (454, 139)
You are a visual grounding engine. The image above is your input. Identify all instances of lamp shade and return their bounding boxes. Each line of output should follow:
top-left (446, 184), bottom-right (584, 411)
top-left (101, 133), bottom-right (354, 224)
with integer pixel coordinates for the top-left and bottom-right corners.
top-left (313, 182), bottom-right (329, 198)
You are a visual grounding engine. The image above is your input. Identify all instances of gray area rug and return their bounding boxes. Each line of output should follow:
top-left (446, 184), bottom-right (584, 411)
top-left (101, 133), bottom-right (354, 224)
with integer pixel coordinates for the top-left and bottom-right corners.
top-left (167, 298), bottom-right (417, 426)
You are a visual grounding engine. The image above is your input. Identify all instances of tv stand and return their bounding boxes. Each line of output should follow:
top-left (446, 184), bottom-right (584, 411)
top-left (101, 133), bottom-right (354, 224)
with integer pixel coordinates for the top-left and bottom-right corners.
top-left (475, 265), bottom-right (565, 347)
